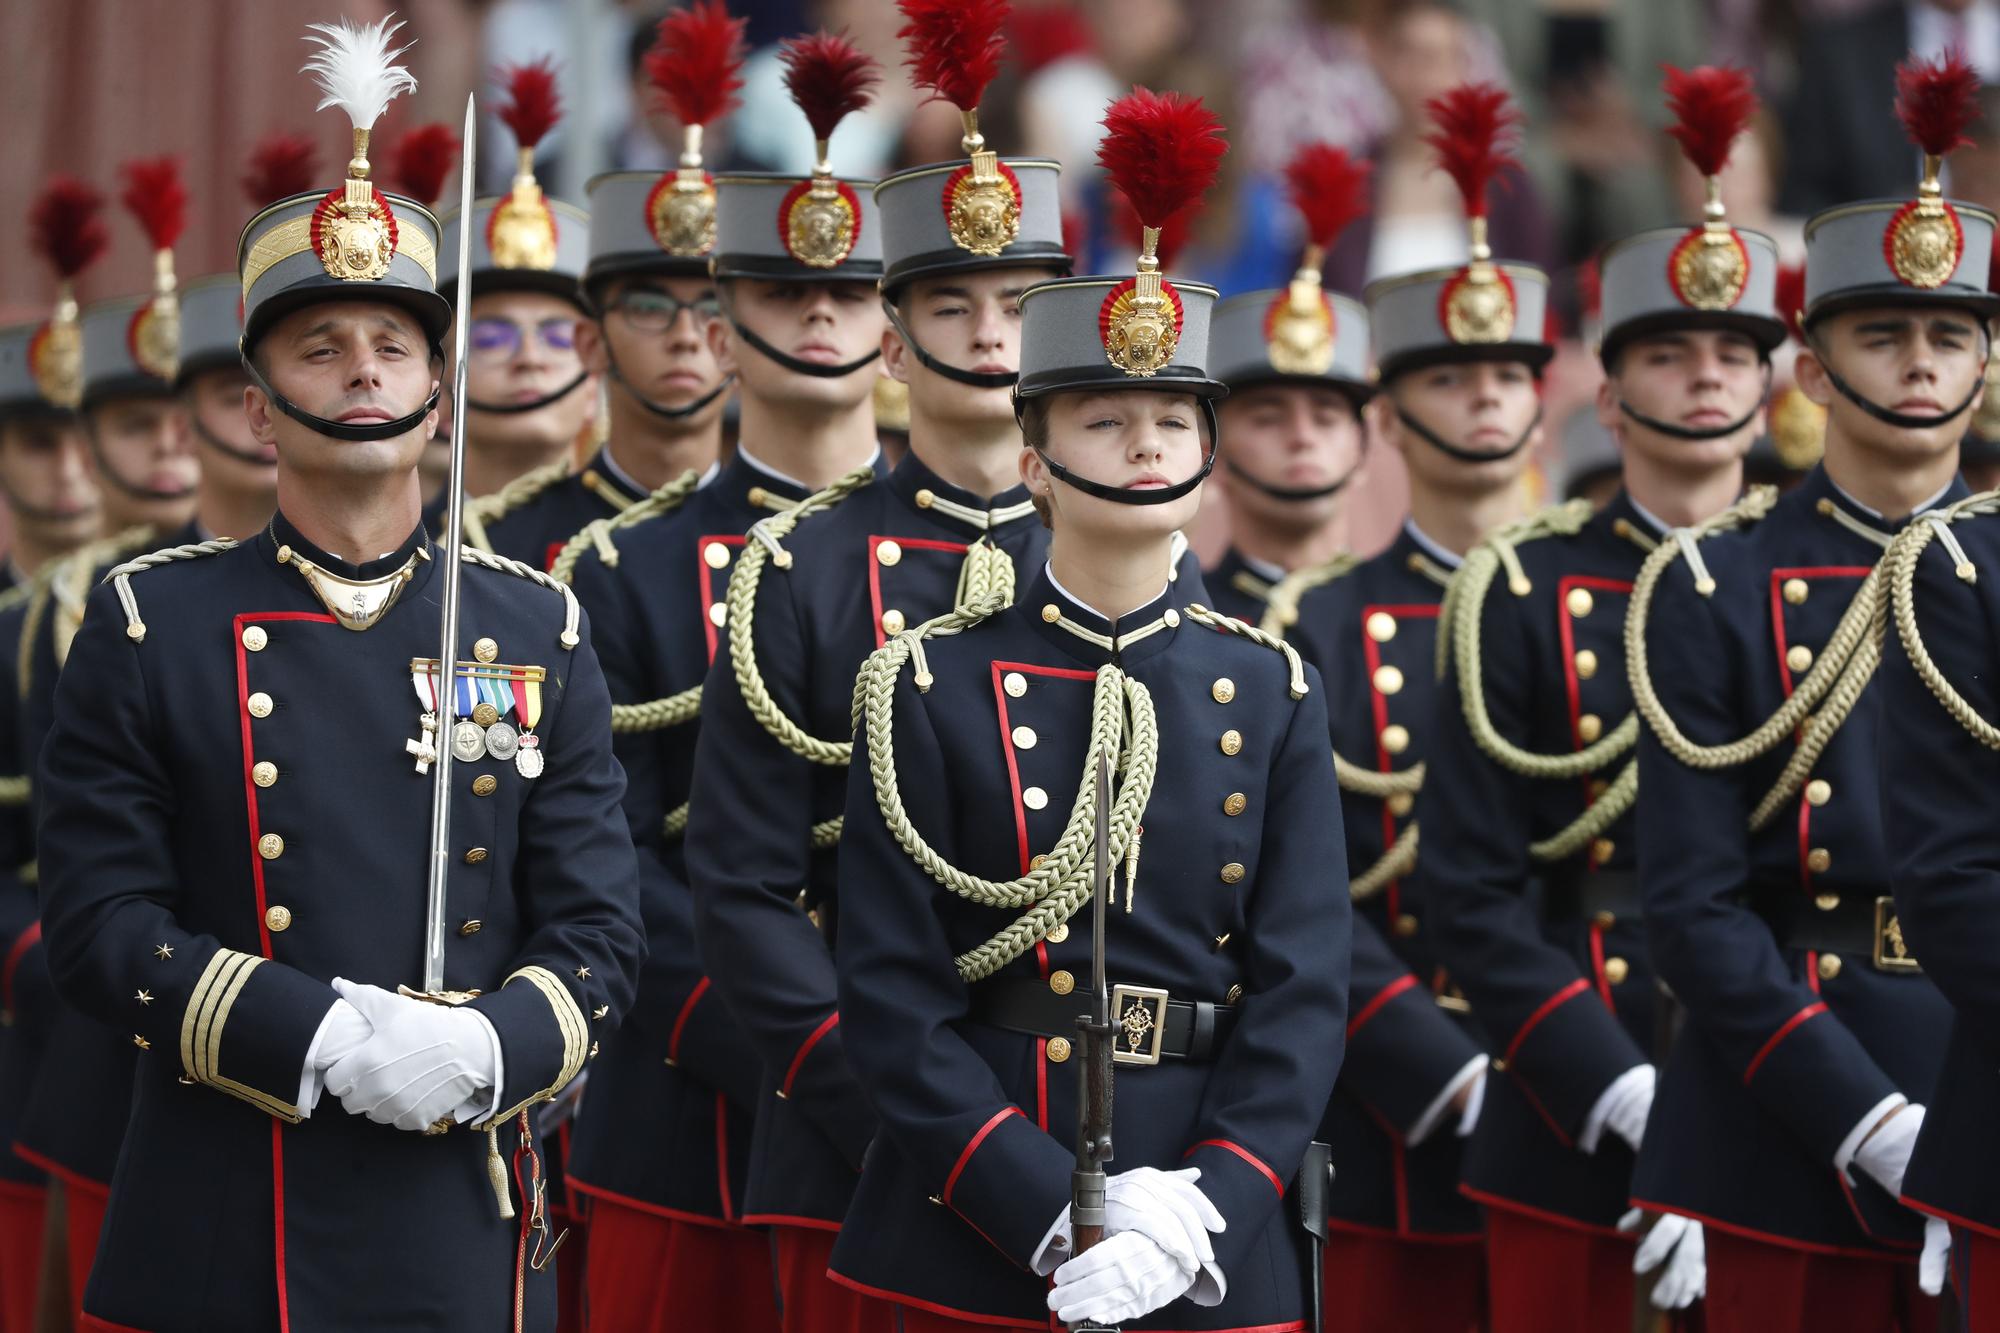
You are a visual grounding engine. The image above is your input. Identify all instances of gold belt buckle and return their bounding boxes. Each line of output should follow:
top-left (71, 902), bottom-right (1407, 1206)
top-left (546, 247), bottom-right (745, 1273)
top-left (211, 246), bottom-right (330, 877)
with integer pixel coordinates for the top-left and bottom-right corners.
top-left (1873, 896), bottom-right (1922, 973)
top-left (1110, 985), bottom-right (1170, 1067)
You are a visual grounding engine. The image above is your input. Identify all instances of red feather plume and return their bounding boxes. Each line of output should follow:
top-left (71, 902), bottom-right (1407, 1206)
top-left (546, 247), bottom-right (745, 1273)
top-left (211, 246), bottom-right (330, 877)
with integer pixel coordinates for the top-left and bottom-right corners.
top-left (1576, 258), bottom-right (1602, 322)
top-left (646, 1), bottom-right (748, 128)
top-left (1009, 5), bottom-right (1092, 75)
top-left (1284, 142), bottom-right (1370, 252)
top-left (1895, 47), bottom-right (1981, 157)
top-left (119, 156), bottom-right (188, 252)
top-left (498, 58), bottom-right (562, 150)
top-left (1662, 65), bottom-right (1757, 177)
top-left (391, 123), bottom-right (461, 205)
top-left (899, 0), bottom-right (1009, 111)
top-left (242, 134), bottom-right (319, 204)
top-left (1775, 260), bottom-right (1807, 343)
top-left (1109, 191), bottom-right (1193, 267)
top-left (780, 32), bottom-right (882, 143)
top-left (1422, 83), bottom-right (1521, 219)
top-left (1096, 88), bottom-right (1228, 232)
top-left (28, 178), bottom-right (109, 280)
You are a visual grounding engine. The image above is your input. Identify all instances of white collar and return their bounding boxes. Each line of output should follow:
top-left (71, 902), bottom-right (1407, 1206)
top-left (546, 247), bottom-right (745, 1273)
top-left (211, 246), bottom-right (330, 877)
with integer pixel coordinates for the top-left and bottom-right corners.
top-left (1237, 551), bottom-right (1287, 583)
top-left (1624, 494), bottom-right (1672, 536)
top-left (1045, 561), bottom-right (1172, 625)
top-left (598, 443), bottom-right (648, 496)
top-left (735, 443), bottom-right (881, 493)
top-left (1829, 476), bottom-right (1955, 521)
top-left (1403, 520), bottom-right (1465, 570)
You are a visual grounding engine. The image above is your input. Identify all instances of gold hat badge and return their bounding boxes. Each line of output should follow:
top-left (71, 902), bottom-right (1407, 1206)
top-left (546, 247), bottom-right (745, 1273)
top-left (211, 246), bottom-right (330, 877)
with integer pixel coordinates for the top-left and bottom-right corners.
top-left (118, 156), bottom-right (188, 381)
top-left (1662, 65), bottom-right (1757, 311)
top-left (489, 59), bottom-right (562, 270)
top-left (642, 2), bottom-right (749, 258)
top-left (301, 16), bottom-right (420, 284)
top-left (1427, 83), bottom-right (1522, 345)
top-left (776, 32), bottom-right (882, 269)
top-left (1886, 48), bottom-right (1980, 290)
top-left (899, 0), bottom-right (1019, 256)
top-left (1265, 142), bottom-right (1369, 376)
top-left (26, 179), bottom-right (109, 410)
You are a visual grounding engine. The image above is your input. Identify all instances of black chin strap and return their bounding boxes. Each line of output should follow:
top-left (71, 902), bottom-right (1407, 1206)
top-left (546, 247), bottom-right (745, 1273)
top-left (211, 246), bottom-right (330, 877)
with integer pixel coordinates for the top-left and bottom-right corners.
top-left (6, 496), bottom-right (98, 525)
top-left (1815, 359), bottom-right (1985, 430)
top-left (81, 434), bottom-right (197, 505)
top-left (189, 410), bottom-right (277, 467)
top-left (882, 303), bottom-right (1016, 390)
top-left (1392, 400), bottom-right (1541, 464)
top-left (1028, 397), bottom-right (1222, 507)
top-left (1224, 454), bottom-right (1362, 502)
top-left (717, 290), bottom-right (881, 380)
top-left (1615, 362), bottom-right (1772, 441)
top-left (241, 353), bottom-right (442, 443)
top-left (467, 367), bottom-right (593, 417)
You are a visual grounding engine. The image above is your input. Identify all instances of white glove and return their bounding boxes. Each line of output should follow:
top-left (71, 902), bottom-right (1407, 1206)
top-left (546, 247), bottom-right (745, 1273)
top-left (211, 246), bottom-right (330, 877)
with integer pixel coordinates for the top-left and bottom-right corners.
top-left (1852, 1102), bottom-right (1925, 1198)
top-left (1033, 1167), bottom-right (1226, 1275)
top-left (1582, 1064), bottom-right (1656, 1154)
top-left (1919, 1216), bottom-right (1951, 1297)
top-left (1623, 1209), bottom-right (1705, 1310)
top-left (296, 997), bottom-right (374, 1116)
top-left (1048, 1230), bottom-right (1199, 1326)
top-left (1457, 1064), bottom-right (1486, 1138)
top-left (323, 979), bottom-right (500, 1132)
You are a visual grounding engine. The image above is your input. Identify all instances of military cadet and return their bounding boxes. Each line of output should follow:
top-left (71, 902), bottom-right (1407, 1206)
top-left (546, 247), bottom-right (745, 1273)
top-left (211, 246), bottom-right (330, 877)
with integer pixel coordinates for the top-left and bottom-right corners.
top-left (1628, 53), bottom-right (1985, 1331)
top-left (1255, 113), bottom-right (1554, 1330)
top-left (437, 60), bottom-right (599, 551)
top-left (827, 86), bottom-right (1348, 1333)
top-left (681, 9), bottom-right (1079, 1326)
top-left (1413, 70), bottom-right (1787, 1331)
top-left (469, 20), bottom-right (740, 573)
top-left (1202, 145), bottom-right (1372, 624)
top-left (32, 20), bottom-right (643, 1329)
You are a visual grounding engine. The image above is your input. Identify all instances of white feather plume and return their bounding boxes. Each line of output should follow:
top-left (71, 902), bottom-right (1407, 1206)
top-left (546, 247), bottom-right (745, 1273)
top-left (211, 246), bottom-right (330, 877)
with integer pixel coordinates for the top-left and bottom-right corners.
top-left (302, 16), bottom-right (418, 132)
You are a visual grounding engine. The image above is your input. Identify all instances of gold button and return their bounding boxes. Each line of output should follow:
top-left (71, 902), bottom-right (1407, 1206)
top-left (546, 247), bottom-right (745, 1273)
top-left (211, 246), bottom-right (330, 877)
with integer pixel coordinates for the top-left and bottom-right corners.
top-left (1012, 726), bottom-right (1037, 750)
top-left (1046, 923), bottom-right (1069, 943)
top-left (1491, 1058), bottom-right (1509, 1073)
top-left (1589, 778), bottom-right (1610, 799)
top-left (1592, 838), bottom-right (1615, 862)
top-left (1381, 724), bottom-right (1410, 755)
top-left (1387, 791), bottom-right (1414, 817)
top-left (1575, 650), bottom-right (1598, 680)
top-left (1592, 910), bottom-right (1617, 930)
top-left (1219, 729), bottom-right (1243, 756)
top-left (1047, 1037), bottom-right (1071, 1063)
top-left (264, 905), bottom-right (292, 933)
top-left (1366, 612), bottom-right (1397, 642)
top-left (1223, 792), bottom-right (1247, 816)
top-left (1786, 645), bottom-right (1814, 673)
top-left (242, 625), bottom-right (268, 652)
top-left (1784, 578), bottom-right (1809, 605)
top-left (1049, 971), bottom-right (1075, 996)
top-left (459, 919), bottom-right (483, 936)
top-left (1028, 854), bottom-right (1047, 870)
top-left (1577, 713), bottom-right (1603, 744)
top-left (1225, 984), bottom-right (1244, 1004)
top-left (472, 774), bottom-right (498, 796)
top-left (1004, 672), bottom-right (1027, 698)
top-left (1566, 588), bottom-right (1594, 618)
top-left (704, 542), bottom-right (731, 570)
top-left (1220, 862), bottom-right (1246, 884)
top-left (1022, 786), bottom-right (1048, 811)
top-left (1212, 677), bottom-right (1237, 704)
top-left (876, 540), bottom-right (903, 567)
top-left (247, 692), bottom-right (273, 718)
top-left (708, 602), bottom-right (727, 627)
top-left (1373, 665), bottom-right (1404, 695)
top-left (251, 761), bottom-right (278, 788)
top-left (1818, 953), bottom-right (1843, 981)
top-left (464, 847), bottom-right (489, 865)
top-left (1164, 609), bottom-right (1180, 628)
top-left (746, 486), bottom-right (768, 508)
top-left (881, 609), bottom-right (906, 635)
top-left (473, 637), bottom-right (499, 663)
top-left (1807, 848), bottom-right (1832, 874)
top-left (1041, 604), bottom-right (1061, 623)
top-left (472, 702), bottom-right (500, 727)
top-left (1814, 892), bottom-right (1840, 912)
top-left (915, 488), bottom-right (935, 509)
top-left (1394, 914), bottom-right (1419, 938)
top-left (258, 833), bottom-right (284, 860)
top-left (1604, 956), bottom-right (1630, 985)
top-left (1806, 779), bottom-right (1832, 807)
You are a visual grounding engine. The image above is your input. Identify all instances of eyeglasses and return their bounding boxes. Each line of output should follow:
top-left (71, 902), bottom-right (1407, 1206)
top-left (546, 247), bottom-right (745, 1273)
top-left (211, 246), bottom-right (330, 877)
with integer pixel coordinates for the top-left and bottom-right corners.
top-left (469, 317), bottom-right (578, 361)
top-left (608, 289), bottom-right (722, 333)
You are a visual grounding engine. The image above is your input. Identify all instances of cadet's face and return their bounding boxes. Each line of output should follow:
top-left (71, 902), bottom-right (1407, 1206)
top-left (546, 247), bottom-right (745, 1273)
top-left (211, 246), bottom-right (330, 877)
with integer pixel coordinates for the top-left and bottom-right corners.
top-left (1217, 384), bottom-right (1364, 530)
top-left (578, 276), bottom-right (730, 429)
top-left (886, 268), bottom-right (1060, 426)
top-left (463, 290), bottom-right (595, 453)
top-left (1383, 359), bottom-right (1540, 495)
top-left (248, 302), bottom-right (439, 480)
top-left (1798, 307), bottom-right (1989, 464)
top-left (84, 392), bottom-right (199, 529)
top-left (714, 278), bottom-right (884, 413)
top-left (0, 411), bottom-right (99, 545)
top-left (1602, 329), bottom-right (1766, 472)
top-left (1024, 390), bottom-right (1208, 541)
top-left (186, 365), bottom-right (278, 494)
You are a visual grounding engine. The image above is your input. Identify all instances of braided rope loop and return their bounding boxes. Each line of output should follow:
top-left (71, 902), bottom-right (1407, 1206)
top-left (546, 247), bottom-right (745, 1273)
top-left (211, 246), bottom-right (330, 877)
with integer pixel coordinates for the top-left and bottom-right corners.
top-left (1886, 494), bottom-right (2000, 749)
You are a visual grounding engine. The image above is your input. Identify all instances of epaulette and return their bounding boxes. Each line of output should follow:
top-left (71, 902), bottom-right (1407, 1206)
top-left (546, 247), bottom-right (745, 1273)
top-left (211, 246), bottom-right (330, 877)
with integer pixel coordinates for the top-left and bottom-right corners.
top-left (1183, 603), bottom-right (1309, 700)
top-left (1258, 552), bottom-right (1360, 639)
top-left (1883, 491), bottom-right (2000, 750)
top-left (549, 468), bottom-right (704, 586)
top-left (459, 458), bottom-right (573, 551)
top-left (458, 546), bottom-right (583, 651)
top-left (102, 536), bottom-right (240, 644)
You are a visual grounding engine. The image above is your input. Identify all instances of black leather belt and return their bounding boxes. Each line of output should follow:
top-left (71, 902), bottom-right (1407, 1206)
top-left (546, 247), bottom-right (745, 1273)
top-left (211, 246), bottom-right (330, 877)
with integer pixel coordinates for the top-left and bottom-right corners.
top-left (969, 977), bottom-right (1238, 1065)
top-left (1768, 892), bottom-right (1922, 974)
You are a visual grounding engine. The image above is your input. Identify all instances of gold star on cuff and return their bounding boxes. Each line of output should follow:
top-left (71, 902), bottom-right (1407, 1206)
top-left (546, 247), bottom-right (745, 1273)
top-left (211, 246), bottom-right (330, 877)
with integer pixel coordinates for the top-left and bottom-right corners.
top-left (132, 1035), bottom-right (151, 1051)
top-left (589, 1041), bottom-right (600, 1059)
top-left (575, 967), bottom-right (591, 980)
top-left (154, 944), bottom-right (174, 960)
top-left (135, 990), bottom-right (153, 1006)
top-left (593, 1005), bottom-right (609, 1020)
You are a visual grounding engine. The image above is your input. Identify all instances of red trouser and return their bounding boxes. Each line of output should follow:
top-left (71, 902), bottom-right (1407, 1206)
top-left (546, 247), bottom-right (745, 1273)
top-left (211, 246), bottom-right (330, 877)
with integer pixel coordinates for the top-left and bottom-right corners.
top-left (0, 1181), bottom-right (44, 1333)
top-left (1955, 1227), bottom-right (2000, 1333)
top-left (1705, 1226), bottom-right (1935, 1333)
top-left (64, 1180), bottom-right (107, 1321)
top-left (1323, 1230), bottom-right (1484, 1333)
top-left (1484, 1205), bottom-right (1635, 1333)
top-left (581, 1196), bottom-right (780, 1333)
top-left (772, 1224), bottom-right (896, 1333)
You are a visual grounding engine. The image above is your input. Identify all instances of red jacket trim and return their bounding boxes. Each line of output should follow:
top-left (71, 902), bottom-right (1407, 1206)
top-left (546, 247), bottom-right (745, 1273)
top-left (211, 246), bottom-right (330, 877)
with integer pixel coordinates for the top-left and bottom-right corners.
top-left (1347, 973), bottom-right (1420, 1039)
top-left (739, 1212), bottom-right (842, 1232)
top-left (698, 535), bottom-right (749, 664)
top-left (566, 1177), bottom-right (745, 1230)
top-left (668, 976), bottom-right (711, 1065)
top-left (1743, 1002), bottom-right (1827, 1084)
top-left (943, 1106), bottom-right (1025, 1206)
top-left (869, 535), bottom-right (969, 650)
top-left (235, 611), bottom-right (337, 958)
top-left (2, 919), bottom-right (41, 1016)
top-left (1186, 1138), bottom-right (1283, 1196)
top-left (1460, 1184), bottom-right (1630, 1240)
top-left (1628, 1194), bottom-right (1918, 1261)
top-left (10, 1144), bottom-right (109, 1197)
top-left (1901, 1192), bottom-right (2000, 1243)
top-left (1503, 977), bottom-right (1592, 1064)
top-left (781, 1012), bottom-right (841, 1099)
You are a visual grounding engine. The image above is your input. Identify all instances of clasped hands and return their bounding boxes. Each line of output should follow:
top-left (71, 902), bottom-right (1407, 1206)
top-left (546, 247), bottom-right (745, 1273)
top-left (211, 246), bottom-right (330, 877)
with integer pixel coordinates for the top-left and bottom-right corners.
top-left (306, 978), bottom-right (501, 1132)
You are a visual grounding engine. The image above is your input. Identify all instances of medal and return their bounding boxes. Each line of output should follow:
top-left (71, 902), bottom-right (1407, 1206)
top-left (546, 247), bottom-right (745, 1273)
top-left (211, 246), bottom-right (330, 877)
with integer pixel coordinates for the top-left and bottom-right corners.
top-left (484, 720), bottom-right (519, 761)
top-left (515, 734), bottom-right (544, 779)
top-left (451, 720), bottom-right (487, 762)
top-left (514, 671), bottom-right (545, 781)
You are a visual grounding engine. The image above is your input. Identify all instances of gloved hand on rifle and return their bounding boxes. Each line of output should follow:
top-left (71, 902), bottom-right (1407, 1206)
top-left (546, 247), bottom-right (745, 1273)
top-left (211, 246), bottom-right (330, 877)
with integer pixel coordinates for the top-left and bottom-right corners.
top-left (1037, 1166), bottom-right (1228, 1325)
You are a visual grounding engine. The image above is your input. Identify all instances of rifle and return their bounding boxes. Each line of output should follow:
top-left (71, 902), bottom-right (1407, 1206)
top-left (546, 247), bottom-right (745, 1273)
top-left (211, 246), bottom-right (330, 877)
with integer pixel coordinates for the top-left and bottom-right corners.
top-left (1068, 748), bottom-right (1119, 1333)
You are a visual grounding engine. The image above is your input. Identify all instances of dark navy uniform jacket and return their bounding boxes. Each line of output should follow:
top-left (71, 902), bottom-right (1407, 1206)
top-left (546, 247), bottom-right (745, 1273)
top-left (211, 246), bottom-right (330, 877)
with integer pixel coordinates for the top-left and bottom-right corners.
top-left (0, 586), bottom-right (50, 1199)
top-left (1417, 493), bottom-right (1669, 1233)
top-left (35, 513), bottom-right (644, 1332)
top-left (1880, 500), bottom-right (2000, 1241)
top-left (479, 448), bottom-right (650, 572)
top-left (1634, 468), bottom-right (1957, 1256)
top-left (562, 452), bottom-right (812, 1230)
top-left (1202, 546), bottom-right (1281, 625)
top-left (1283, 526), bottom-right (1484, 1241)
top-left (831, 568), bottom-right (1349, 1329)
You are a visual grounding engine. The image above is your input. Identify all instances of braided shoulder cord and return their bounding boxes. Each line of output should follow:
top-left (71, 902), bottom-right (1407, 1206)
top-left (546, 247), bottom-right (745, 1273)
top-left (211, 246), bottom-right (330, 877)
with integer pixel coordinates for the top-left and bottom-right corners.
top-left (17, 572), bottom-right (56, 700)
top-left (1531, 757), bottom-right (1637, 860)
top-left (1883, 494), bottom-right (2000, 748)
top-left (0, 775), bottom-right (25, 807)
top-left (458, 547), bottom-right (583, 650)
top-left (105, 538), bottom-right (241, 642)
top-left (1181, 604), bottom-right (1310, 698)
top-left (1257, 552), bottom-right (1360, 638)
top-left (1348, 823), bottom-right (1419, 902)
top-left (549, 469), bottom-right (704, 587)
top-left (460, 459), bottom-right (572, 551)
